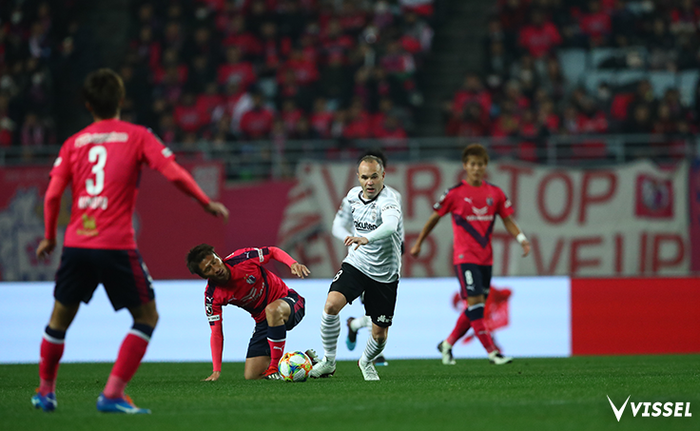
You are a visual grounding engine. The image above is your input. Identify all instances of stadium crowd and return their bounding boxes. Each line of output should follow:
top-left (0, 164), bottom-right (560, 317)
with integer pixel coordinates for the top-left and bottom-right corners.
top-left (445, 0), bottom-right (700, 160)
top-left (0, 0), bottom-right (435, 153)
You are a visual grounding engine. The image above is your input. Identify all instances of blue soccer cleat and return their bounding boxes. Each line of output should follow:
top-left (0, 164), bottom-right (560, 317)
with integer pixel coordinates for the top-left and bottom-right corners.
top-left (31, 390), bottom-right (57, 412)
top-left (97, 393), bottom-right (151, 414)
top-left (346, 317), bottom-right (357, 351)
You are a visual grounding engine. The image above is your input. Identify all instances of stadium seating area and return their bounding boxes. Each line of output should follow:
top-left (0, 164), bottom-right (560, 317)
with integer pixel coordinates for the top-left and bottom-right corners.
top-left (0, 0), bottom-right (436, 151)
top-left (446, 0), bottom-right (700, 160)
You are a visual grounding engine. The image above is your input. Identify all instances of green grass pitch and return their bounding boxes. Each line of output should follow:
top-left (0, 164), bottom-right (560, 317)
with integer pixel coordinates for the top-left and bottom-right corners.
top-left (1, 355), bottom-right (698, 431)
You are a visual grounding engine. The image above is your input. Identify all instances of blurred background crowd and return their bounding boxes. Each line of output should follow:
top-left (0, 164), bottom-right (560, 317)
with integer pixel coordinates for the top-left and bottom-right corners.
top-left (1, 0), bottom-right (698, 171)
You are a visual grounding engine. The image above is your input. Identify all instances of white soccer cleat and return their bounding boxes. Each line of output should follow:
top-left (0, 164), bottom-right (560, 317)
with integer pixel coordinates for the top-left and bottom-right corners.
top-left (309, 356), bottom-right (336, 378)
top-left (488, 350), bottom-right (513, 365)
top-left (438, 340), bottom-right (456, 365)
top-left (358, 358), bottom-right (380, 381)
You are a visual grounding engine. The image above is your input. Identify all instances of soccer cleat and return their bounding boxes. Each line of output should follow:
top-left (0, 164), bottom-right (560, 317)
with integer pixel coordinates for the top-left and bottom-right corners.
top-left (358, 358), bottom-right (380, 381)
top-left (346, 317), bottom-right (358, 351)
top-left (438, 340), bottom-right (456, 365)
top-left (304, 349), bottom-right (320, 366)
top-left (31, 390), bottom-right (57, 412)
top-left (263, 366), bottom-right (282, 380)
top-left (488, 350), bottom-right (513, 365)
top-left (309, 356), bottom-right (336, 378)
top-left (373, 355), bottom-right (389, 366)
top-left (96, 393), bottom-right (151, 414)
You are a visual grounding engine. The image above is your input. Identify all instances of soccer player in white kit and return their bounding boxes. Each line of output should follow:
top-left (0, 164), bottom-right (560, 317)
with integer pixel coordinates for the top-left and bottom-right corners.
top-left (310, 155), bottom-right (403, 381)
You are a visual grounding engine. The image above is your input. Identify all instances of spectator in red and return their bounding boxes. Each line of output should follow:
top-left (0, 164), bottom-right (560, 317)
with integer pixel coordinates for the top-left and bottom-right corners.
top-left (518, 10), bottom-right (562, 59)
top-left (240, 92), bottom-right (274, 140)
top-left (132, 26), bottom-right (161, 71)
top-left (342, 101), bottom-right (372, 139)
top-left (380, 40), bottom-right (416, 80)
top-left (320, 19), bottom-right (355, 64)
top-left (280, 99), bottom-right (305, 135)
top-left (310, 97), bottom-right (334, 138)
top-left (20, 112), bottom-right (54, 150)
top-left (670, 0), bottom-right (700, 35)
top-left (174, 92), bottom-right (209, 134)
top-left (153, 48), bottom-right (189, 85)
top-left (490, 100), bottom-right (521, 138)
top-left (537, 99), bottom-right (561, 134)
top-left (339, 0), bottom-right (368, 35)
top-left (374, 115), bottom-right (408, 150)
top-left (222, 15), bottom-right (263, 58)
top-left (578, 0), bottom-right (612, 47)
top-left (196, 82), bottom-right (225, 119)
top-left (258, 21), bottom-right (292, 78)
top-left (452, 73), bottom-right (492, 120)
top-left (278, 47), bottom-right (319, 86)
top-left (217, 46), bottom-right (256, 89)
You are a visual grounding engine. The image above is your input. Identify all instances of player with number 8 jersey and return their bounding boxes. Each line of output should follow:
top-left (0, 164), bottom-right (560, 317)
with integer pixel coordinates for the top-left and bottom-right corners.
top-left (32, 69), bottom-right (229, 415)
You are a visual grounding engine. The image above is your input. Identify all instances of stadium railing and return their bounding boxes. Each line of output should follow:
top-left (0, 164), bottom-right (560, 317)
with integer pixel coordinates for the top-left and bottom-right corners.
top-left (2, 134), bottom-right (698, 180)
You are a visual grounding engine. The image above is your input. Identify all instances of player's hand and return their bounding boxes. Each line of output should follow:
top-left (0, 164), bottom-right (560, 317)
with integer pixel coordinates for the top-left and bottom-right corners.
top-left (205, 202), bottom-right (229, 223)
top-left (36, 238), bottom-right (57, 260)
top-left (291, 262), bottom-right (310, 279)
top-left (521, 240), bottom-right (531, 257)
top-left (202, 371), bottom-right (221, 381)
top-left (344, 236), bottom-right (369, 250)
top-left (409, 242), bottom-right (421, 257)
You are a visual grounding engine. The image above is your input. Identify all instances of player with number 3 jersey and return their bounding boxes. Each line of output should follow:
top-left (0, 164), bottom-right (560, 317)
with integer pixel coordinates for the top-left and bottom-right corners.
top-left (32, 69), bottom-right (229, 415)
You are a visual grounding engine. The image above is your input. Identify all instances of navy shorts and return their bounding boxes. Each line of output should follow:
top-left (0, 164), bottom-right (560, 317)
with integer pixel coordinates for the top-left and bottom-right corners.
top-left (330, 263), bottom-right (398, 328)
top-left (54, 247), bottom-right (154, 311)
top-left (454, 263), bottom-right (492, 299)
top-left (246, 288), bottom-right (305, 358)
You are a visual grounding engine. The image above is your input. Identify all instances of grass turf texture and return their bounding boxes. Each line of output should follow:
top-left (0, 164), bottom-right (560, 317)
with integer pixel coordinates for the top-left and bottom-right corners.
top-left (1, 355), bottom-right (698, 431)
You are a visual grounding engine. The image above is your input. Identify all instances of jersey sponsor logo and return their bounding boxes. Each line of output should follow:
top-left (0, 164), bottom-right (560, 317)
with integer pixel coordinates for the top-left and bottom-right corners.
top-left (74, 132), bottom-right (128, 148)
top-left (354, 220), bottom-right (377, 231)
top-left (207, 314), bottom-right (220, 322)
top-left (78, 195), bottom-right (109, 210)
top-left (472, 206), bottom-right (488, 216)
top-left (76, 214), bottom-right (99, 236)
top-left (245, 274), bottom-right (256, 284)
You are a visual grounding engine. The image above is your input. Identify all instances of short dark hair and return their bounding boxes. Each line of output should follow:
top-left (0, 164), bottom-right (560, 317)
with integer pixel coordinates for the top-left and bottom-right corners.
top-left (186, 243), bottom-right (216, 277)
top-left (358, 154), bottom-right (384, 172)
top-left (359, 149), bottom-right (388, 168)
top-left (82, 68), bottom-right (125, 119)
top-left (462, 143), bottom-right (489, 164)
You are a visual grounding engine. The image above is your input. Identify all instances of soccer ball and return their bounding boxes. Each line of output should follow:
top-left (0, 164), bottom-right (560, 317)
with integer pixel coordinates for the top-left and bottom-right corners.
top-left (278, 351), bottom-right (313, 382)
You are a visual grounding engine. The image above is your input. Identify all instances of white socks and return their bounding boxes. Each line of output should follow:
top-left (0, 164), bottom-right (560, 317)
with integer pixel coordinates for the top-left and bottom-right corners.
top-left (360, 336), bottom-right (386, 363)
top-left (320, 312), bottom-right (340, 362)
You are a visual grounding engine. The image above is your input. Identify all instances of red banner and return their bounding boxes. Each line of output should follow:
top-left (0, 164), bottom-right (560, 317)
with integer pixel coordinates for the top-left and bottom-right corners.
top-left (571, 277), bottom-right (700, 355)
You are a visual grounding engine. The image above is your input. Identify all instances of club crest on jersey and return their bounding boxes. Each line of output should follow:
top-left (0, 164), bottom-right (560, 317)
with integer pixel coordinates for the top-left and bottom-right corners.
top-left (486, 197), bottom-right (493, 206)
top-left (245, 274), bottom-right (256, 284)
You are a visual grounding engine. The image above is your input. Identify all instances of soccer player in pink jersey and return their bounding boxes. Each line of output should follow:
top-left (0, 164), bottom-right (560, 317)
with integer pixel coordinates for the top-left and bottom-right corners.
top-left (186, 244), bottom-right (311, 380)
top-left (410, 144), bottom-right (530, 365)
top-left (32, 69), bottom-right (229, 414)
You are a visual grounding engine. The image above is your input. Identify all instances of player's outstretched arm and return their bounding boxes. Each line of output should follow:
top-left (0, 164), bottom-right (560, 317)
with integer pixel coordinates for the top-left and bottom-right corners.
top-left (269, 246), bottom-right (311, 278)
top-left (502, 216), bottom-right (530, 257)
top-left (37, 174), bottom-right (70, 259)
top-left (410, 212), bottom-right (442, 257)
top-left (203, 319), bottom-right (224, 381)
top-left (159, 160), bottom-right (230, 223)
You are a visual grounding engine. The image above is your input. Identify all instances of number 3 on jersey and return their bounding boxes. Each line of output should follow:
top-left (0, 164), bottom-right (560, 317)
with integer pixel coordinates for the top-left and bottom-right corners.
top-left (86, 145), bottom-right (107, 195)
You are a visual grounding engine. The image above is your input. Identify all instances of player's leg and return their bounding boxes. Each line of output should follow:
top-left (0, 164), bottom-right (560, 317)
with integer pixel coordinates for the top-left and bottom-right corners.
top-left (98, 250), bottom-right (156, 413)
top-left (311, 264), bottom-right (361, 377)
top-left (357, 278), bottom-right (398, 381)
top-left (438, 266), bottom-right (472, 365)
top-left (33, 247), bottom-right (98, 412)
top-left (464, 265), bottom-right (512, 364)
top-left (346, 315), bottom-right (371, 351)
top-left (263, 297), bottom-right (293, 375)
top-left (245, 357), bottom-right (273, 380)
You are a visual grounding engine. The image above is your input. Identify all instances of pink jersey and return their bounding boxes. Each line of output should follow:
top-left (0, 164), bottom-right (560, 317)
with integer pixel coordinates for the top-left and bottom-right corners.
top-left (434, 180), bottom-right (514, 266)
top-left (205, 247), bottom-right (290, 323)
top-left (50, 119), bottom-right (175, 249)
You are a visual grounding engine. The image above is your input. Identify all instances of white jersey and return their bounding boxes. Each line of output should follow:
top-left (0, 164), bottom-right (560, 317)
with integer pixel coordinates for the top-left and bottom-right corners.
top-left (341, 185), bottom-right (403, 283)
top-left (334, 185), bottom-right (405, 245)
